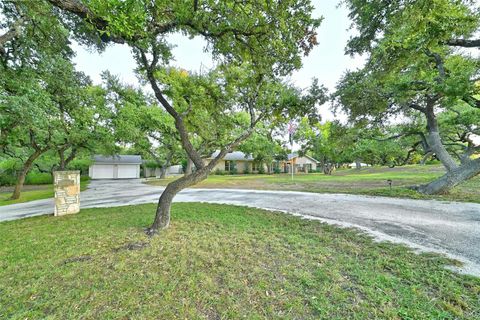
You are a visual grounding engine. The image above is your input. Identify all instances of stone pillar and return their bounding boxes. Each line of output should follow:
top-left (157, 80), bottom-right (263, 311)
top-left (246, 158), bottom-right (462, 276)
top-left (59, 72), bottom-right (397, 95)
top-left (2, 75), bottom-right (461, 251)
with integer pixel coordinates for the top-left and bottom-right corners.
top-left (54, 171), bottom-right (80, 217)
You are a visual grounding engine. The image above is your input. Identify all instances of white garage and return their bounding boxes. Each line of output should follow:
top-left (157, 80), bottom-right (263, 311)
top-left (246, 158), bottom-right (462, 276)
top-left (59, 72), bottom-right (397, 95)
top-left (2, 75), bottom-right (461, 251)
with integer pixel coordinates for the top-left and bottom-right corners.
top-left (89, 155), bottom-right (142, 180)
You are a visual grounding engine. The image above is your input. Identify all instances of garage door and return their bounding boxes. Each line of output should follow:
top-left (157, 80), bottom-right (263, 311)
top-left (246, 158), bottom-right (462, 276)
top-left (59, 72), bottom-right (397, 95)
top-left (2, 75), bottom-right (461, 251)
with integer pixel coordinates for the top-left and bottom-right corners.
top-left (117, 164), bottom-right (138, 179)
top-left (93, 164), bottom-right (114, 179)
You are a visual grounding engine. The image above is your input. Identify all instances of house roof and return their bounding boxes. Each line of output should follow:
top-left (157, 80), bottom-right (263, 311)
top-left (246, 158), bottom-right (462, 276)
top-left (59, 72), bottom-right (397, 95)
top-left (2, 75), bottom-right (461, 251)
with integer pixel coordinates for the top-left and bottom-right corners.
top-left (207, 151), bottom-right (254, 161)
top-left (93, 155), bottom-right (142, 165)
top-left (287, 153), bottom-right (298, 160)
top-left (287, 153), bottom-right (320, 163)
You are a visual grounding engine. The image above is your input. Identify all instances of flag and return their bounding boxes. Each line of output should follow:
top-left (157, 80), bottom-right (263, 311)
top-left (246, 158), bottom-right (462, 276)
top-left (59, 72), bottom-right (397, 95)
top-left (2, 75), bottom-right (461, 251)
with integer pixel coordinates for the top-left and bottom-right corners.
top-left (287, 121), bottom-right (297, 145)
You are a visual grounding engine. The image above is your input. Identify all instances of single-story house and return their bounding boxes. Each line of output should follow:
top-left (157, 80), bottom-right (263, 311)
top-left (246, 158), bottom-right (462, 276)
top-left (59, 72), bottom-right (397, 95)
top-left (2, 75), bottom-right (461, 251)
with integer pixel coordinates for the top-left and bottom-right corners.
top-left (144, 164), bottom-right (183, 177)
top-left (278, 153), bottom-right (320, 173)
top-left (204, 151), bottom-right (267, 173)
top-left (347, 162), bottom-right (370, 168)
top-left (89, 155), bottom-right (142, 179)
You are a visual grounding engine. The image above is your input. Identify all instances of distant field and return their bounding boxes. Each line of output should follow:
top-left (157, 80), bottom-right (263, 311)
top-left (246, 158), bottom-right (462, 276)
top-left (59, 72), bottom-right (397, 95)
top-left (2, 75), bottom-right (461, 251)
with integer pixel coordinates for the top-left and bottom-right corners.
top-left (147, 165), bottom-right (480, 203)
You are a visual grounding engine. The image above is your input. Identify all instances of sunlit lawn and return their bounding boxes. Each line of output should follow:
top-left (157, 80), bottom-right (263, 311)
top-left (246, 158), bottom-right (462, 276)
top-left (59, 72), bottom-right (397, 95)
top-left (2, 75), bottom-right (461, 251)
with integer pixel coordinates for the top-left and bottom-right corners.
top-left (0, 180), bottom-right (90, 206)
top-left (147, 165), bottom-right (480, 203)
top-left (1, 203), bottom-right (479, 319)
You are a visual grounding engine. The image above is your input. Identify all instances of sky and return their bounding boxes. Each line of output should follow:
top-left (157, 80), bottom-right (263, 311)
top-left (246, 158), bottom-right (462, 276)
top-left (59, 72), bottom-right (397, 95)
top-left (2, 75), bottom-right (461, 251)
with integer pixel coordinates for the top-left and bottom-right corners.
top-left (72, 1), bottom-right (366, 122)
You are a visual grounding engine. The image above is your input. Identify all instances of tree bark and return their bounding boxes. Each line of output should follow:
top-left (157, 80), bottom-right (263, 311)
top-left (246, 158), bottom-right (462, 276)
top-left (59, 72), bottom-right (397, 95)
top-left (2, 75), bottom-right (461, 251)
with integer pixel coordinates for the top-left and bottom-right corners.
top-left (355, 159), bottom-right (361, 170)
top-left (415, 158), bottom-right (480, 194)
top-left (10, 149), bottom-right (43, 200)
top-left (184, 157), bottom-right (193, 176)
top-left (323, 163), bottom-right (334, 175)
top-left (159, 166), bottom-right (167, 179)
top-left (424, 100), bottom-right (458, 172)
top-left (147, 167), bottom-right (209, 235)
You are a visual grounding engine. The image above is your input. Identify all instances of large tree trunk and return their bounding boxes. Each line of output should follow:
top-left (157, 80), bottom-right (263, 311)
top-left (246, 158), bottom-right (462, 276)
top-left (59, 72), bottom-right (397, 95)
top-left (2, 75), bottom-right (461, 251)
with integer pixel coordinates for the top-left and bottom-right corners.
top-left (159, 166), bottom-right (167, 179)
top-left (147, 168), bottom-right (209, 235)
top-left (184, 157), bottom-right (193, 176)
top-left (159, 156), bottom-right (172, 179)
top-left (425, 102), bottom-right (458, 171)
top-left (355, 159), bottom-right (361, 170)
top-left (11, 150), bottom-right (43, 200)
top-left (415, 159), bottom-right (480, 194)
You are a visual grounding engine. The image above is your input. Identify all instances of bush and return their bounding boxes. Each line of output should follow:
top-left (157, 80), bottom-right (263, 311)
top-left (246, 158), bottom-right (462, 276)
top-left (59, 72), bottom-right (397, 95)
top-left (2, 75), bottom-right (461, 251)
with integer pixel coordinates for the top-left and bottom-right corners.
top-left (258, 165), bottom-right (265, 174)
top-left (273, 167), bottom-right (281, 174)
top-left (67, 158), bottom-right (92, 175)
top-left (214, 169), bottom-right (226, 175)
top-left (25, 172), bottom-right (53, 185)
top-left (0, 174), bottom-right (16, 186)
top-left (230, 168), bottom-right (238, 175)
top-left (243, 165), bottom-right (250, 174)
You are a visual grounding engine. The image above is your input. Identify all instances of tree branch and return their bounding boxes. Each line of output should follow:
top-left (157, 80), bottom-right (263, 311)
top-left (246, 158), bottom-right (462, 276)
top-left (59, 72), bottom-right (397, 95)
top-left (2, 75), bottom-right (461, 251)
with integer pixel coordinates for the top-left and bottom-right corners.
top-left (446, 38), bottom-right (480, 48)
top-left (0, 17), bottom-right (26, 52)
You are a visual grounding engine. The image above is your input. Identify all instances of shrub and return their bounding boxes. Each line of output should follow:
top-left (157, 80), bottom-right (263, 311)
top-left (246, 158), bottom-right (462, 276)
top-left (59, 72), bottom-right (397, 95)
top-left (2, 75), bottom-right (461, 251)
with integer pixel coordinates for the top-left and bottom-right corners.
top-left (243, 165), bottom-right (250, 174)
top-left (0, 174), bottom-right (16, 186)
top-left (230, 168), bottom-right (238, 175)
top-left (258, 165), bottom-right (265, 174)
top-left (214, 169), bottom-right (226, 175)
top-left (273, 167), bottom-right (281, 174)
top-left (67, 158), bottom-right (92, 175)
top-left (25, 172), bottom-right (53, 185)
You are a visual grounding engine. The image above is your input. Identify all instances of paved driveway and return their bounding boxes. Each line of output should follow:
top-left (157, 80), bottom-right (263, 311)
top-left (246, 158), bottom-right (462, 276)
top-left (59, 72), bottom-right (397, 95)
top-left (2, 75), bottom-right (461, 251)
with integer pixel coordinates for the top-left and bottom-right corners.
top-left (1, 179), bottom-right (479, 276)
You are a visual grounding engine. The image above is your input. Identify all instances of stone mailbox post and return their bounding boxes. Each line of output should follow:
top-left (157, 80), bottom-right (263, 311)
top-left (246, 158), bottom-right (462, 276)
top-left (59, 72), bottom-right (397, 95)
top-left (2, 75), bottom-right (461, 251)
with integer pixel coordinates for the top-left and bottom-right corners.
top-left (54, 171), bottom-right (80, 216)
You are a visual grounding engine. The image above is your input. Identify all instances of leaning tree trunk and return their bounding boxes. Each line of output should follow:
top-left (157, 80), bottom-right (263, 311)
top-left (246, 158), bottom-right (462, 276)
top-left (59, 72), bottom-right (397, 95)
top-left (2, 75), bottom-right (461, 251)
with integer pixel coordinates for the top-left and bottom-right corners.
top-left (159, 166), bottom-right (167, 179)
top-left (147, 168), bottom-right (209, 235)
top-left (11, 150), bottom-right (43, 200)
top-left (160, 157), bottom-right (172, 179)
top-left (355, 159), bottom-right (361, 170)
top-left (425, 103), bottom-right (458, 172)
top-left (184, 157), bottom-right (193, 176)
top-left (415, 159), bottom-right (480, 195)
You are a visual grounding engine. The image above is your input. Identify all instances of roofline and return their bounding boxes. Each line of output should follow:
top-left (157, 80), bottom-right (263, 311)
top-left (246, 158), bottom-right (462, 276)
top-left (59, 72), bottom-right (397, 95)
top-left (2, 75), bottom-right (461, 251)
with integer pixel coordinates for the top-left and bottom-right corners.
top-left (203, 157), bottom-right (254, 161)
top-left (303, 154), bottom-right (320, 163)
top-left (92, 161), bottom-right (142, 165)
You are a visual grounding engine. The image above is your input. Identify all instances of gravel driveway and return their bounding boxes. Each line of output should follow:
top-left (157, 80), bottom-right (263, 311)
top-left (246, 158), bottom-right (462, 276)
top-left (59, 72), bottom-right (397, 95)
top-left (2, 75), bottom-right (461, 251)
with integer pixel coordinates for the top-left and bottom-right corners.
top-left (1, 179), bottom-right (479, 276)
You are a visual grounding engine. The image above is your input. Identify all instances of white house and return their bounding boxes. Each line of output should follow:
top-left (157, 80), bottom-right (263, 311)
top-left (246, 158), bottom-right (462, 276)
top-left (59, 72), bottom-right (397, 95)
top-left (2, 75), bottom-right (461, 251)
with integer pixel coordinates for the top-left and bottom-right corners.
top-left (144, 164), bottom-right (183, 177)
top-left (204, 151), bottom-right (261, 173)
top-left (279, 153), bottom-right (320, 173)
top-left (347, 162), bottom-right (370, 168)
top-left (89, 155), bottom-right (142, 179)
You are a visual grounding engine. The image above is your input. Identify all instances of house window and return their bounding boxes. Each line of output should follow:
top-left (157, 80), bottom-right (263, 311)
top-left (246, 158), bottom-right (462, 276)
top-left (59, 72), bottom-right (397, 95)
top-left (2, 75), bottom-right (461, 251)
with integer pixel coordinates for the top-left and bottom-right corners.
top-left (252, 162), bottom-right (259, 172)
top-left (225, 161), bottom-right (236, 172)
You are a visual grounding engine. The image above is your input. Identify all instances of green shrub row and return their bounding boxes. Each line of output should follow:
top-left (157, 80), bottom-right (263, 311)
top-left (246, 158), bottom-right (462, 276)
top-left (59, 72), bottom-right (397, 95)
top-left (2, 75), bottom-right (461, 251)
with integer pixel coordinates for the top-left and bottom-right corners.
top-left (0, 172), bottom-right (90, 186)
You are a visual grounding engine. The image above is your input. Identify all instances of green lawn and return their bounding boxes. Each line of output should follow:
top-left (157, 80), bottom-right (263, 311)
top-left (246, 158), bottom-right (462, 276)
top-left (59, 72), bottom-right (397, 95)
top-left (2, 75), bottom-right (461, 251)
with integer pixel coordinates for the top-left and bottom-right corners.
top-left (0, 180), bottom-right (90, 206)
top-left (147, 165), bottom-right (480, 203)
top-left (0, 203), bottom-right (478, 319)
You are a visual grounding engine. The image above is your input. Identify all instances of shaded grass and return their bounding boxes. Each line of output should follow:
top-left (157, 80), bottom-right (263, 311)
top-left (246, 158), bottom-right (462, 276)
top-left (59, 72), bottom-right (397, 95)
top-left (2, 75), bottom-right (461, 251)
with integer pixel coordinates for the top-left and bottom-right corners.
top-left (0, 180), bottom-right (89, 206)
top-left (1, 203), bottom-right (479, 319)
top-left (147, 165), bottom-right (480, 203)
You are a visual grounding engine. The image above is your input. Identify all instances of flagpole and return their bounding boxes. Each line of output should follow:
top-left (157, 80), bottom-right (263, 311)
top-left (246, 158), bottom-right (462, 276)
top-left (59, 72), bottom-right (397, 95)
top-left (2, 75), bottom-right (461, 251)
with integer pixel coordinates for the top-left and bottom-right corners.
top-left (288, 121), bottom-right (297, 181)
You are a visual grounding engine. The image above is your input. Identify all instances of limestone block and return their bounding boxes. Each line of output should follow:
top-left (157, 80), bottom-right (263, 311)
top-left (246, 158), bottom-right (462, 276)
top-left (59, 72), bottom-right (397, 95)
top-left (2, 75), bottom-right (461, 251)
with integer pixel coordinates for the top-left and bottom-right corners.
top-left (54, 171), bottom-right (80, 217)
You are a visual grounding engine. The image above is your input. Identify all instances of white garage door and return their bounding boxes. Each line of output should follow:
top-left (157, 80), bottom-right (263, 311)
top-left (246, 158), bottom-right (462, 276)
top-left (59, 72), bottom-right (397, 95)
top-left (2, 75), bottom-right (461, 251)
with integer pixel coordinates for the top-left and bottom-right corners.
top-left (117, 164), bottom-right (138, 179)
top-left (93, 164), bottom-right (114, 179)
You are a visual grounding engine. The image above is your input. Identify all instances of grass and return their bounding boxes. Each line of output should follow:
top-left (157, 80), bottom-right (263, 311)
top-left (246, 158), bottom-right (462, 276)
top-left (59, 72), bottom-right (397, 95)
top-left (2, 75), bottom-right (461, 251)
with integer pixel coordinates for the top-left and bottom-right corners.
top-left (0, 179), bottom-right (90, 206)
top-left (147, 165), bottom-right (480, 203)
top-left (0, 203), bottom-right (479, 319)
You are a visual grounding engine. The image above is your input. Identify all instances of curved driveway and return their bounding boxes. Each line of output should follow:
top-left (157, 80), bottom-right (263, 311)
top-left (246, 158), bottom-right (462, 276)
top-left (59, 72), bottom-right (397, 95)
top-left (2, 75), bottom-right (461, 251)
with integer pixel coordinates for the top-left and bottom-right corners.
top-left (1, 179), bottom-right (479, 276)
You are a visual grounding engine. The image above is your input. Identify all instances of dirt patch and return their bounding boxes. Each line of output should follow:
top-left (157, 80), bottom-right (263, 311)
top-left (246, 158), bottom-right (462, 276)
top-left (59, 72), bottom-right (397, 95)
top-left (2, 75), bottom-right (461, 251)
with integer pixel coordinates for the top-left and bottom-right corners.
top-left (113, 241), bottom-right (149, 252)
